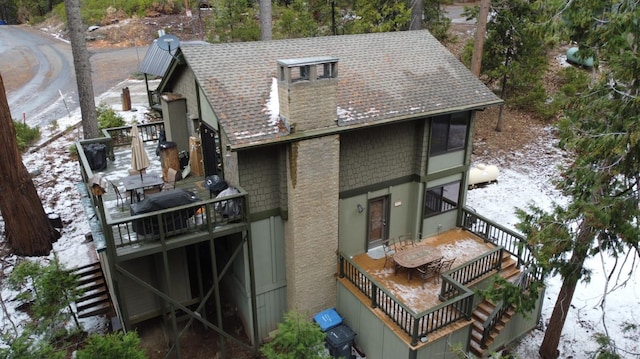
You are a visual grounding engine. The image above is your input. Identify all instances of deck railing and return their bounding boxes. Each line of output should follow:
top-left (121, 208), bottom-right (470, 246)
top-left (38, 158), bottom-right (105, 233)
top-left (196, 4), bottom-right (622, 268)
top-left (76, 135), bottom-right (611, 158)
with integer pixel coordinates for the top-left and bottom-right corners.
top-left (106, 191), bottom-right (247, 249)
top-left (76, 132), bottom-right (247, 253)
top-left (102, 122), bottom-right (165, 146)
top-left (460, 207), bottom-right (534, 267)
top-left (338, 246), bottom-right (511, 346)
top-left (440, 247), bottom-right (503, 300)
top-left (480, 267), bottom-right (537, 348)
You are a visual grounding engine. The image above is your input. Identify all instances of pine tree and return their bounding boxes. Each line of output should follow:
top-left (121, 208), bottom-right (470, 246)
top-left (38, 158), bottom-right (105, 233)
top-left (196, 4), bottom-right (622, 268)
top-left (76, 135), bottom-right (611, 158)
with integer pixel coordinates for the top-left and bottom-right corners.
top-left (516, 1), bottom-right (640, 358)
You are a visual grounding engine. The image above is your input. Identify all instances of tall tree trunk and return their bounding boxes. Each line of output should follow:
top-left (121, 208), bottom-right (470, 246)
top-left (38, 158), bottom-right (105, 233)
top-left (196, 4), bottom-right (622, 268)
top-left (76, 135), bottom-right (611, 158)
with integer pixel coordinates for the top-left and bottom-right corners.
top-left (64, 0), bottom-right (99, 139)
top-left (0, 74), bottom-right (57, 256)
top-left (539, 223), bottom-right (594, 359)
top-left (410, 0), bottom-right (423, 30)
top-left (259, 0), bottom-right (272, 41)
top-left (471, 0), bottom-right (490, 77)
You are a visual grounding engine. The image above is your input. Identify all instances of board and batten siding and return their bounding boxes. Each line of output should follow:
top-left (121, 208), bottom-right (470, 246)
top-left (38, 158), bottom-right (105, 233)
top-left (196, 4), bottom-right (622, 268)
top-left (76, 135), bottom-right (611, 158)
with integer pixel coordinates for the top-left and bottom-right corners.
top-left (251, 216), bottom-right (287, 341)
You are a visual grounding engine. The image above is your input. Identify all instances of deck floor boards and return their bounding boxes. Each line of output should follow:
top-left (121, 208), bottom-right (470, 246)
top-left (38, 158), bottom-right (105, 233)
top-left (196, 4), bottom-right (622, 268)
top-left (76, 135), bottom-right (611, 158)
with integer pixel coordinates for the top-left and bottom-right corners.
top-left (339, 229), bottom-right (497, 348)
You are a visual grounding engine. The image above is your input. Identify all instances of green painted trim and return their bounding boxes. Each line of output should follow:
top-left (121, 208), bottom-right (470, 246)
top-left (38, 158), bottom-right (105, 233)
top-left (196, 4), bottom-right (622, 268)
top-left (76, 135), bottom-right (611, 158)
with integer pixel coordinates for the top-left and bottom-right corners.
top-left (229, 104), bottom-right (502, 151)
top-left (250, 208), bottom-right (287, 222)
top-left (422, 165), bottom-right (468, 182)
top-left (339, 174), bottom-right (419, 199)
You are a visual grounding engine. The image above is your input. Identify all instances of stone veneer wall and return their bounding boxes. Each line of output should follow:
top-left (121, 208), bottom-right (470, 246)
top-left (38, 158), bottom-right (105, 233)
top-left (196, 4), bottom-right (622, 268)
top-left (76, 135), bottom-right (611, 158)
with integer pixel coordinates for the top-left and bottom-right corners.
top-left (284, 134), bottom-right (340, 315)
top-left (278, 78), bottom-right (338, 133)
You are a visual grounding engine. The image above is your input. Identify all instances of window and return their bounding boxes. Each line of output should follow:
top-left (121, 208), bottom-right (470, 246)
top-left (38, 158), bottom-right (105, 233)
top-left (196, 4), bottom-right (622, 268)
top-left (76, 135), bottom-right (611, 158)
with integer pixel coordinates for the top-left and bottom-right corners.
top-left (429, 112), bottom-right (469, 155)
top-left (424, 181), bottom-right (461, 217)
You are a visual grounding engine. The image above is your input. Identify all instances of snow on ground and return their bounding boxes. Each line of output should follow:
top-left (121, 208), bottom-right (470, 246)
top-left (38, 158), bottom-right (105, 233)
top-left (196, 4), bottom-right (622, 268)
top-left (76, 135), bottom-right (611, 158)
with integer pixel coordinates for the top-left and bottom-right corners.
top-left (4, 77), bottom-right (640, 357)
top-left (468, 127), bottom-right (640, 358)
top-left (1, 80), bottom-right (150, 340)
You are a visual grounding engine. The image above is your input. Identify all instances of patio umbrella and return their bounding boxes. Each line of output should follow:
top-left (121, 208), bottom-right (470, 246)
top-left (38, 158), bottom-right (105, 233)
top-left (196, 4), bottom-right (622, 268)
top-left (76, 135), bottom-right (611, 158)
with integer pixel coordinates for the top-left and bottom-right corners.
top-left (130, 125), bottom-right (150, 181)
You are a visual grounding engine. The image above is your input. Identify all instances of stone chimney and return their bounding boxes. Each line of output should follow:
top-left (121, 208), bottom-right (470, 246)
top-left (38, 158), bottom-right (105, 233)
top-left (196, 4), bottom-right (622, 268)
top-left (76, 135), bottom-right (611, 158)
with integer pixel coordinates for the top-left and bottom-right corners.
top-left (277, 57), bottom-right (338, 133)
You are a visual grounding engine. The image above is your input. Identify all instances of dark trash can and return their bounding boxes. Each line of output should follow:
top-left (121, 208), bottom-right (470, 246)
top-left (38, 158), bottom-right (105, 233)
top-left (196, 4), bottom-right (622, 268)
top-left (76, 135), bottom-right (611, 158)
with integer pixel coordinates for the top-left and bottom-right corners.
top-left (204, 175), bottom-right (228, 198)
top-left (325, 324), bottom-right (356, 359)
top-left (83, 143), bottom-right (107, 171)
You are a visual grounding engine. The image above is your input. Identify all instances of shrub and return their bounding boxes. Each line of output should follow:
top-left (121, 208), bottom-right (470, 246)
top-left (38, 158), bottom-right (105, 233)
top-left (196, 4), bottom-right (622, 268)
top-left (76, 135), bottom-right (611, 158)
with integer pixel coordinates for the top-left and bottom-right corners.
top-left (75, 331), bottom-right (148, 359)
top-left (260, 310), bottom-right (329, 359)
top-left (14, 120), bottom-right (41, 152)
top-left (97, 102), bottom-right (126, 130)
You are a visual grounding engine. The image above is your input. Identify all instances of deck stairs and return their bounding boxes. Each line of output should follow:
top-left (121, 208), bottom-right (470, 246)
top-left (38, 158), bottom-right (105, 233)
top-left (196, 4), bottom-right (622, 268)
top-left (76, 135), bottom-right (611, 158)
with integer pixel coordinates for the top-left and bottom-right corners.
top-left (468, 254), bottom-right (521, 358)
top-left (70, 262), bottom-right (113, 318)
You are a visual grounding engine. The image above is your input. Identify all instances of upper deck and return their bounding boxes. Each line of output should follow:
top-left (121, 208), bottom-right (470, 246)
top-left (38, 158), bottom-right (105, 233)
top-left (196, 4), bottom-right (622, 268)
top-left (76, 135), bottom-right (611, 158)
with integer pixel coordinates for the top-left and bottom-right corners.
top-left (76, 123), bottom-right (249, 260)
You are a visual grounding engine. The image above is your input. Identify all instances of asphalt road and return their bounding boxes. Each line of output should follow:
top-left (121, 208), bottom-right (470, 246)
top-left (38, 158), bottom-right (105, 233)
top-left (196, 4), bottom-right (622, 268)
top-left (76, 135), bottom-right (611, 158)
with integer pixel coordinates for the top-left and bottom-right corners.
top-left (0, 25), bottom-right (146, 128)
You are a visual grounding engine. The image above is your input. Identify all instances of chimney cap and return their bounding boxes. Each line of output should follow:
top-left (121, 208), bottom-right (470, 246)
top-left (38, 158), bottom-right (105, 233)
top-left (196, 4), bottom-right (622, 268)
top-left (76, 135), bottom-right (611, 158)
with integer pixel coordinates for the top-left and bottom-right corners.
top-left (277, 56), bottom-right (338, 68)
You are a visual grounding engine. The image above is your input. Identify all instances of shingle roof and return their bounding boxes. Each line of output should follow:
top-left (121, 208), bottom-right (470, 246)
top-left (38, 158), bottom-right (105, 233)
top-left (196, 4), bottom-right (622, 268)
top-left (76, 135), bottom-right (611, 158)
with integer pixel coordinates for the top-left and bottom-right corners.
top-left (178, 30), bottom-right (502, 147)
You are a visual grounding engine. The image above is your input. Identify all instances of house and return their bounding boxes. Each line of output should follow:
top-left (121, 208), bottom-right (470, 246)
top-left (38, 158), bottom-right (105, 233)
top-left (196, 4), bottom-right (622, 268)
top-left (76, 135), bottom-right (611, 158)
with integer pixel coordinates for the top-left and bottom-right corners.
top-left (77, 30), bottom-right (544, 358)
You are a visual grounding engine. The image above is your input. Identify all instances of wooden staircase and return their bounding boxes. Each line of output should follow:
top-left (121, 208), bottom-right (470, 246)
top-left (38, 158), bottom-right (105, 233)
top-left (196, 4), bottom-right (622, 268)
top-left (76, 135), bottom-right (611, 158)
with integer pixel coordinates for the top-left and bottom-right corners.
top-left (468, 255), bottom-right (520, 358)
top-left (70, 262), bottom-right (113, 318)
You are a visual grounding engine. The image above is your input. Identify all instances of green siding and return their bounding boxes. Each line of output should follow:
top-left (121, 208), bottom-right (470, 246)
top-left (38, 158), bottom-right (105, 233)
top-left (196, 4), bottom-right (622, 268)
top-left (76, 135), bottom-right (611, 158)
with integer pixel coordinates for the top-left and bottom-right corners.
top-left (338, 182), bottom-right (422, 257)
top-left (428, 151), bottom-right (466, 174)
top-left (416, 328), bottom-right (471, 359)
top-left (340, 122), bottom-right (420, 192)
top-left (250, 217), bottom-right (287, 341)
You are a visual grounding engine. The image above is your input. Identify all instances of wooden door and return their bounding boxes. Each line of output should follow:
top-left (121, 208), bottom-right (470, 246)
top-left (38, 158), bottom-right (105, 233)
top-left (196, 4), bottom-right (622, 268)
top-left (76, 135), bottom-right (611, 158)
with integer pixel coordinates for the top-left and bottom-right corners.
top-left (368, 196), bottom-right (389, 249)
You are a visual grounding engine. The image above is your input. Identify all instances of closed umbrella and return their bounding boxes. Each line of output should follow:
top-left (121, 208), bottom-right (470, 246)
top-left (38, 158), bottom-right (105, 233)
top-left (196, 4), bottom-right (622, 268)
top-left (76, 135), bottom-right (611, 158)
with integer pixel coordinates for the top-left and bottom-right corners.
top-left (130, 125), bottom-right (150, 180)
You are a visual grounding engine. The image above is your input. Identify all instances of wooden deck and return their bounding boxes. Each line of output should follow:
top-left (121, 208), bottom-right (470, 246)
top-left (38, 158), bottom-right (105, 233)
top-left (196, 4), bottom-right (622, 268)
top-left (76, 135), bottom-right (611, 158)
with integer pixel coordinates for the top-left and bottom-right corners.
top-left (98, 142), bottom-right (212, 218)
top-left (86, 141), bottom-right (247, 253)
top-left (339, 228), bottom-right (498, 348)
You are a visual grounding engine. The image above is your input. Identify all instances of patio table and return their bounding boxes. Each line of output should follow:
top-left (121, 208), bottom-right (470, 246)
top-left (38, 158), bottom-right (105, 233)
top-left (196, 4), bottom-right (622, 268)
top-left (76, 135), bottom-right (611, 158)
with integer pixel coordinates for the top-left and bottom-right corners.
top-left (122, 172), bottom-right (164, 203)
top-left (393, 245), bottom-right (443, 280)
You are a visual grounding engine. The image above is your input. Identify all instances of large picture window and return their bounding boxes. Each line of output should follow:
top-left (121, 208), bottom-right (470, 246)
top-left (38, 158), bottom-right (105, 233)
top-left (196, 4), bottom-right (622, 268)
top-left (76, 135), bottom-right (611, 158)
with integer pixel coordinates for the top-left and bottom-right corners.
top-left (424, 181), bottom-right (461, 217)
top-left (429, 112), bottom-right (469, 155)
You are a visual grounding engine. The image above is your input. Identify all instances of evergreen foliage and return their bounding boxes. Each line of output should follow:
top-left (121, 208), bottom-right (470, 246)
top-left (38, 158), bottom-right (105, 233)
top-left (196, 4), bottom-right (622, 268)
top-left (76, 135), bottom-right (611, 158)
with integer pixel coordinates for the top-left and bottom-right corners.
top-left (75, 331), bottom-right (148, 359)
top-left (13, 120), bottom-right (40, 152)
top-left (514, 1), bottom-right (640, 357)
top-left (260, 310), bottom-right (330, 359)
top-left (0, 329), bottom-right (65, 359)
top-left (7, 258), bottom-right (82, 335)
top-left (467, 0), bottom-right (550, 111)
top-left (96, 102), bottom-right (125, 130)
top-left (346, 0), bottom-right (411, 33)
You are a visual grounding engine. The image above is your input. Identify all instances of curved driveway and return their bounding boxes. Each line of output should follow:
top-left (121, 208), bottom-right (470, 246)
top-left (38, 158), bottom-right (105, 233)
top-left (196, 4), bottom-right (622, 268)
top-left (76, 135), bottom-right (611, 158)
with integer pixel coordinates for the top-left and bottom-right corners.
top-left (0, 25), bottom-right (145, 128)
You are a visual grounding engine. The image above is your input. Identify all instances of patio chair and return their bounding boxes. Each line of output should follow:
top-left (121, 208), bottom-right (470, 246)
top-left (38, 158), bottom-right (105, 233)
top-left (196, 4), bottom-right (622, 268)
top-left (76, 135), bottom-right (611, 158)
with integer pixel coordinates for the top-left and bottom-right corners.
top-left (381, 238), bottom-right (396, 269)
top-left (438, 258), bottom-right (456, 276)
top-left (396, 233), bottom-right (415, 250)
top-left (415, 257), bottom-right (442, 288)
top-left (162, 167), bottom-right (181, 191)
top-left (108, 180), bottom-right (126, 208)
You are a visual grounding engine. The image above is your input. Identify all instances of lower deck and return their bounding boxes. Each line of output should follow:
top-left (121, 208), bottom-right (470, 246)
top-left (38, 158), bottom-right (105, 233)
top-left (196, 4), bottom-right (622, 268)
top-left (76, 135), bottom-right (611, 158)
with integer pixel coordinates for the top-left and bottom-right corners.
top-left (340, 229), bottom-right (507, 349)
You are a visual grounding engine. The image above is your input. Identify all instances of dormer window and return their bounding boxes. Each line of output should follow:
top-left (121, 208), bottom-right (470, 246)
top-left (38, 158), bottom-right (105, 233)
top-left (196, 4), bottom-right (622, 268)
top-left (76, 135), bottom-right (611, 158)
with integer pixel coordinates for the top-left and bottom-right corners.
top-left (278, 57), bottom-right (339, 83)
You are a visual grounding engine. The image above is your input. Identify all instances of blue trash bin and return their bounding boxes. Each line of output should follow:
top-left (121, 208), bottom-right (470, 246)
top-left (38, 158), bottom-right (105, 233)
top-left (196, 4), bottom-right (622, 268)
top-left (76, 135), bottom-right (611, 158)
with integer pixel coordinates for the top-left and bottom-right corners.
top-left (313, 308), bottom-right (343, 332)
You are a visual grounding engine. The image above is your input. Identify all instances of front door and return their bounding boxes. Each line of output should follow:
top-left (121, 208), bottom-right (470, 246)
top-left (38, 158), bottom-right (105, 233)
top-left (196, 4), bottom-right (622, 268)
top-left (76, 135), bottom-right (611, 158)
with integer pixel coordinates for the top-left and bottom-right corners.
top-left (368, 196), bottom-right (389, 249)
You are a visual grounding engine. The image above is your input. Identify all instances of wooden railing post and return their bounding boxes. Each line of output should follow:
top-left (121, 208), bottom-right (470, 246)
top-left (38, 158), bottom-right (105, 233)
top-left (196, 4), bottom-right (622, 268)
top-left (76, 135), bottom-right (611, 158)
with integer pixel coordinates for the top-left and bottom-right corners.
top-left (411, 317), bottom-right (420, 346)
top-left (339, 255), bottom-right (345, 278)
top-left (371, 284), bottom-right (378, 309)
